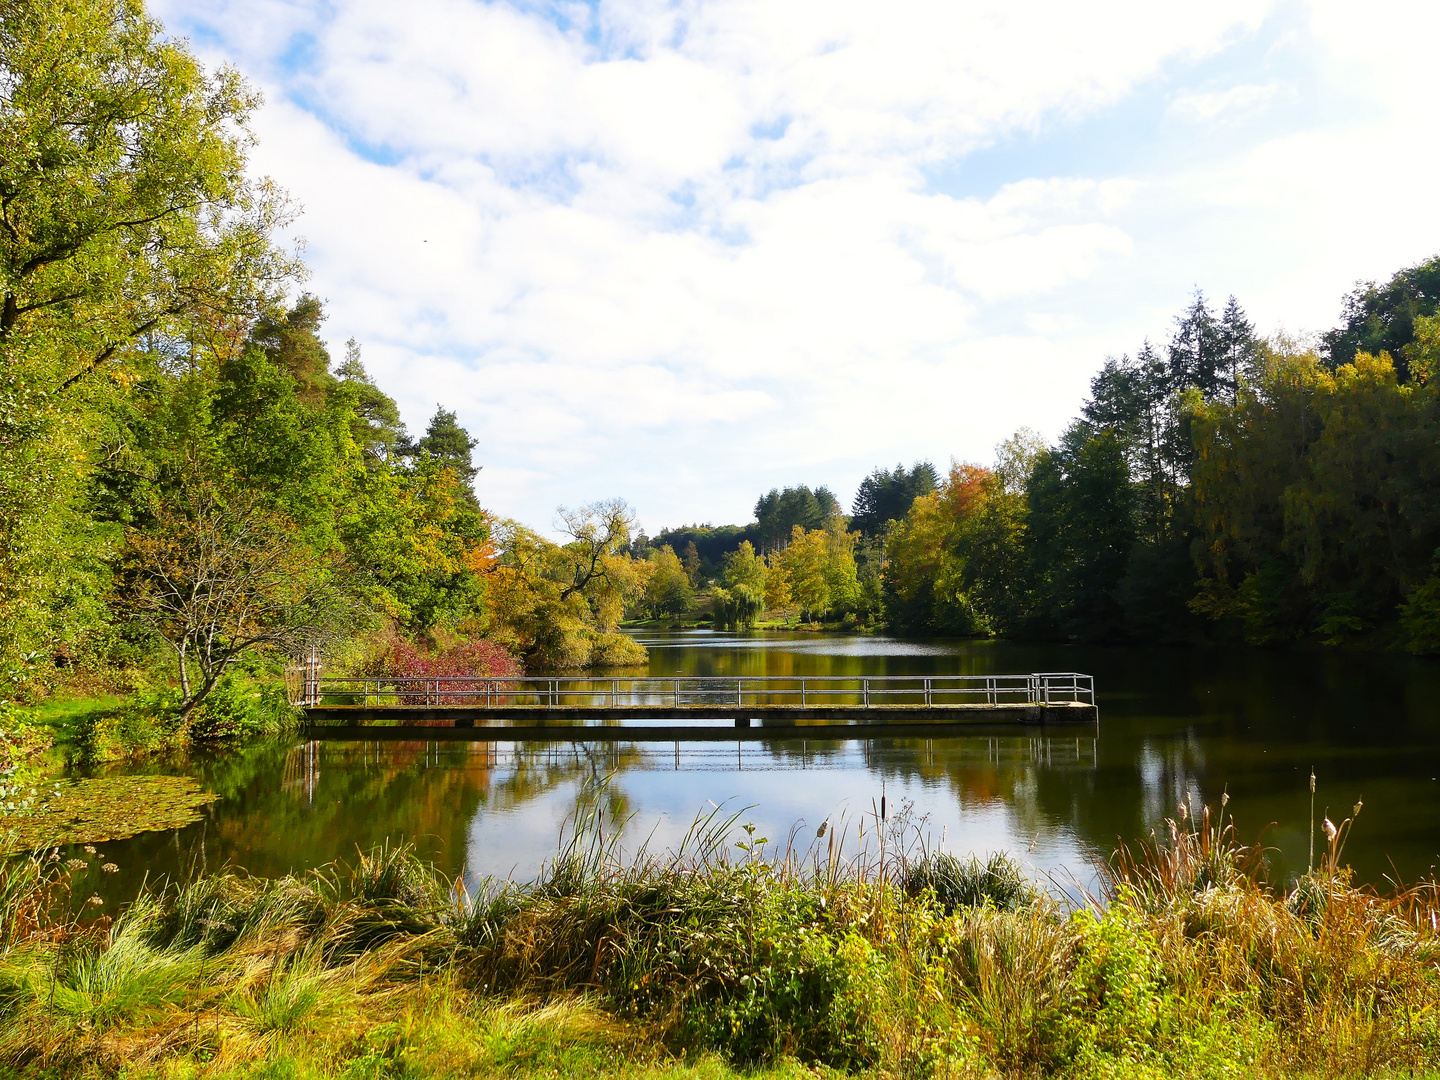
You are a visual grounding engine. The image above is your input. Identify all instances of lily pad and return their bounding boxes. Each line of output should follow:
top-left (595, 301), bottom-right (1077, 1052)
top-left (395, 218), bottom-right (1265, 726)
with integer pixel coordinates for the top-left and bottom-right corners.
top-left (0, 775), bottom-right (219, 853)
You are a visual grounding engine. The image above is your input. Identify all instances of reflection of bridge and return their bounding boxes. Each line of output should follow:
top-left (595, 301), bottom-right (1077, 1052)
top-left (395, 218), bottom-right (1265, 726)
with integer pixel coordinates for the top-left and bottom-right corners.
top-left (301, 673), bottom-right (1097, 740)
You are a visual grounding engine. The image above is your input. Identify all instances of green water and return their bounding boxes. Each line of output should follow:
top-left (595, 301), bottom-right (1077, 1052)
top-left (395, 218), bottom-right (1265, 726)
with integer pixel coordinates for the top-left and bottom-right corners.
top-left (66, 631), bottom-right (1440, 902)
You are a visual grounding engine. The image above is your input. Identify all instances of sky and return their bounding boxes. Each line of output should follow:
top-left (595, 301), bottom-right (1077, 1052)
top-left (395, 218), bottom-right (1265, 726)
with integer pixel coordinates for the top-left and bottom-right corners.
top-left (153, 0), bottom-right (1440, 535)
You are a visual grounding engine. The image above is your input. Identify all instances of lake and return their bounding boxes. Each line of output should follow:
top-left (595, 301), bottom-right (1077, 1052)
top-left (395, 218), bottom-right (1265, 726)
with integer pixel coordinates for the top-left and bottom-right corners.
top-left (71, 630), bottom-right (1440, 903)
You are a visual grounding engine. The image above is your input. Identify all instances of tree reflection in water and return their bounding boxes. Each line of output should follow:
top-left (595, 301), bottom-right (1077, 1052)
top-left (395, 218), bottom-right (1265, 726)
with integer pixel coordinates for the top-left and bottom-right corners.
top-left (62, 630), bottom-right (1440, 904)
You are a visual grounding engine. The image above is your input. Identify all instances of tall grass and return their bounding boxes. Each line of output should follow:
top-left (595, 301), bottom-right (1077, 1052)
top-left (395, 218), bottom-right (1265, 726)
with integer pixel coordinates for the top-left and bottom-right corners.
top-left (0, 793), bottom-right (1436, 1078)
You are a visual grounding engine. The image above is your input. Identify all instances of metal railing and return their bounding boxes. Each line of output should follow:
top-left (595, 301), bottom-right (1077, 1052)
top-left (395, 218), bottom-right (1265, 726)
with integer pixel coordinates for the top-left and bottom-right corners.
top-left (306, 673), bottom-right (1094, 710)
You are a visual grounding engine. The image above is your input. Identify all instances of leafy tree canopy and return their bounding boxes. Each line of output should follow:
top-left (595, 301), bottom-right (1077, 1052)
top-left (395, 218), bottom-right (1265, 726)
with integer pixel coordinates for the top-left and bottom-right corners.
top-left (1322, 254), bottom-right (1440, 381)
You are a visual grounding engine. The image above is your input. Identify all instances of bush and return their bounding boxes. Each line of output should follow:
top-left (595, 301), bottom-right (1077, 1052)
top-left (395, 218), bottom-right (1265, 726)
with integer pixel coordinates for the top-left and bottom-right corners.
top-left (681, 894), bottom-right (883, 1068)
top-left (72, 690), bottom-right (187, 763)
top-left (187, 672), bottom-right (300, 741)
top-left (902, 852), bottom-right (1039, 913)
top-left (587, 631), bottom-right (647, 667)
top-left (0, 701), bottom-right (53, 817)
top-left (1400, 575), bottom-right (1440, 654)
top-left (0, 701), bottom-right (51, 777)
top-left (69, 667), bottom-right (298, 761)
top-left (357, 634), bottom-right (524, 702)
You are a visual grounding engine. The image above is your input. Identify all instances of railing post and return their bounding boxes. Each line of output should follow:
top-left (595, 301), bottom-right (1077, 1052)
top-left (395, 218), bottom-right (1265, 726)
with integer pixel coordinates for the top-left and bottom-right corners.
top-left (863, 678), bottom-right (869, 707)
top-left (737, 678), bottom-right (742, 707)
top-left (925, 677), bottom-right (931, 707)
top-left (800, 679), bottom-right (806, 707)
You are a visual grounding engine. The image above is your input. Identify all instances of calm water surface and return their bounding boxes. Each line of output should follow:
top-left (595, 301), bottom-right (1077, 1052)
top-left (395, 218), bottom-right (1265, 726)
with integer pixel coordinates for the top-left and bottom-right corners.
top-left (76, 632), bottom-right (1440, 901)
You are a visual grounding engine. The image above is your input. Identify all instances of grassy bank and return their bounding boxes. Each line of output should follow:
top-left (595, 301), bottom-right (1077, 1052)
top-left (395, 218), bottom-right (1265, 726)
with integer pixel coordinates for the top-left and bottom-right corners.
top-left (1, 803), bottom-right (1437, 1079)
top-left (3, 670), bottom-right (302, 769)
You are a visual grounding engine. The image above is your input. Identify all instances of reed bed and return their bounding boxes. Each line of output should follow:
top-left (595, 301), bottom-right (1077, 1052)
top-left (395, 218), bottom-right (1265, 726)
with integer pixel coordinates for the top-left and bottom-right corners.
top-left (0, 794), bottom-right (1437, 1079)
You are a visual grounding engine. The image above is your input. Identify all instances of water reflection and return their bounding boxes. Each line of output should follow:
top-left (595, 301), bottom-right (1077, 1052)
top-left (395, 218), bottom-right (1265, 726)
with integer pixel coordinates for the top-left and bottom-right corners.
top-left (70, 631), bottom-right (1440, 903)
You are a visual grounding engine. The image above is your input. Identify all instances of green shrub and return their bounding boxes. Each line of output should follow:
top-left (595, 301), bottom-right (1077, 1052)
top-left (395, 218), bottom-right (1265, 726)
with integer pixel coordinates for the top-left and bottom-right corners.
top-left (72, 690), bottom-right (186, 763)
top-left (0, 700), bottom-right (52, 810)
top-left (187, 672), bottom-right (299, 741)
top-left (587, 631), bottom-right (647, 667)
top-left (1400, 574), bottom-right (1440, 654)
top-left (902, 852), bottom-right (1039, 913)
top-left (70, 670), bottom-right (298, 761)
top-left (674, 887), bottom-right (883, 1068)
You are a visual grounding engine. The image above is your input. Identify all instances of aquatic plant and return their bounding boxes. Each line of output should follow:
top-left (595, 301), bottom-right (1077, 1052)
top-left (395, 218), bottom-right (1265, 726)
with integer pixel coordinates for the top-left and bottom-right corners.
top-left (0, 776), bottom-right (218, 854)
top-left (901, 852), bottom-right (1039, 913)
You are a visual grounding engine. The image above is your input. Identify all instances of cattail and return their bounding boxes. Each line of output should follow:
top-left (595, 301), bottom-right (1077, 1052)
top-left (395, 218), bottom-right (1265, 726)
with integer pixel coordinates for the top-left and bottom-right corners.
top-left (1352, 800), bottom-right (1363, 818)
top-left (816, 820), bottom-right (827, 839)
top-left (1177, 802), bottom-right (1189, 822)
top-left (1323, 817), bottom-right (1338, 843)
top-left (1308, 770), bottom-right (1318, 873)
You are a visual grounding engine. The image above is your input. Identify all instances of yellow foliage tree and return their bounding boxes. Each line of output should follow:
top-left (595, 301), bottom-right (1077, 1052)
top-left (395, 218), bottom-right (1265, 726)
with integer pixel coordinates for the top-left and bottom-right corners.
top-left (484, 503), bottom-right (651, 668)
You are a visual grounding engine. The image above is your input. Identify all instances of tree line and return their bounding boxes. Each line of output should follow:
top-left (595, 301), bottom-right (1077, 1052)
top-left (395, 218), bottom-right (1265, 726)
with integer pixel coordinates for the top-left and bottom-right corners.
top-left (876, 276), bottom-right (1440, 650)
top-left (640, 267), bottom-right (1440, 653)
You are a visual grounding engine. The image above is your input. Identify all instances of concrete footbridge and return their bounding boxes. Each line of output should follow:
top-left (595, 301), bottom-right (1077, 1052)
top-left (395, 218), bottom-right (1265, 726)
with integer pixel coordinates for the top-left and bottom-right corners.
top-left (299, 672), bottom-right (1098, 741)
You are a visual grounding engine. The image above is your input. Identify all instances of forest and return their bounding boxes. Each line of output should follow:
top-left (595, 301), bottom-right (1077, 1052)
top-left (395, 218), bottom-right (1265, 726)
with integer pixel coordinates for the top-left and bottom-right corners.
top-left (3, 0), bottom-right (1440, 764)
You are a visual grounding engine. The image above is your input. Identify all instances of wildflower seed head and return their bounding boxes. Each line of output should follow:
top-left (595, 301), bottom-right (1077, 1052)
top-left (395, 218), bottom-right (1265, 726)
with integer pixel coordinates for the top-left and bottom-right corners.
top-left (1352, 800), bottom-right (1363, 818)
top-left (101, 863), bottom-right (118, 873)
top-left (1310, 770), bottom-right (1316, 795)
top-left (1323, 818), bottom-right (1338, 843)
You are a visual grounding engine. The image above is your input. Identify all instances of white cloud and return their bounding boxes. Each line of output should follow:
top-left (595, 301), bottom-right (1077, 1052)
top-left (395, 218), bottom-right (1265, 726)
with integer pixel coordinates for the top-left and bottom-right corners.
top-left (1169, 83), bottom-right (1278, 123)
top-left (151, 0), bottom-right (1440, 530)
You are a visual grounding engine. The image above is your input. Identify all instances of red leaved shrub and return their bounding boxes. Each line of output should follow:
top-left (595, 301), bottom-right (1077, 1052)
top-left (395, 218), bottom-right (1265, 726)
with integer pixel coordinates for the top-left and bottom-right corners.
top-left (361, 636), bottom-right (522, 705)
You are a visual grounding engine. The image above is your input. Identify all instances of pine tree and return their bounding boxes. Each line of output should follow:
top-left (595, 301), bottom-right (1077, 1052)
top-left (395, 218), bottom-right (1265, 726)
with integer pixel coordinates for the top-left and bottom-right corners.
top-left (413, 407), bottom-right (479, 489)
top-left (334, 339), bottom-right (407, 463)
top-left (1216, 295), bottom-right (1261, 403)
top-left (1168, 291), bottom-right (1223, 398)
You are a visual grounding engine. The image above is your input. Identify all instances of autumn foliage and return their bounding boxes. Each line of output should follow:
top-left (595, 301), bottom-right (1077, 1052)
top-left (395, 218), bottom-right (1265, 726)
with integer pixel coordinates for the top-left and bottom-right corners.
top-left (358, 635), bottom-right (522, 705)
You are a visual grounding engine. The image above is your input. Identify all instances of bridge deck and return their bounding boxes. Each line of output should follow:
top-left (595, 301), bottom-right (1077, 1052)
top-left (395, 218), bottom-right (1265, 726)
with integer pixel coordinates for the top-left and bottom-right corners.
top-left (300, 673), bottom-right (1098, 739)
top-left (307, 715), bottom-right (1094, 742)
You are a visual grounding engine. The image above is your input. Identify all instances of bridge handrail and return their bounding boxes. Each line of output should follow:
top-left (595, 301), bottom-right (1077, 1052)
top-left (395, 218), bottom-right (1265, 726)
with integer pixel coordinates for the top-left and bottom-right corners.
top-left (306, 672), bottom-right (1094, 709)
